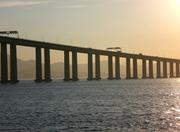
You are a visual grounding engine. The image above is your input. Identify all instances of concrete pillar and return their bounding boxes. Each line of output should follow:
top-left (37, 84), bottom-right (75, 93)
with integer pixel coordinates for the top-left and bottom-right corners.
top-left (1, 43), bottom-right (8, 83)
top-left (133, 58), bottom-right (138, 79)
top-left (72, 51), bottom-right (78, 81)
top-left (163, 61), bottom-right (167, 78)
top-left (115, 55), bottom-right (120, 79)
top-left (176, 62), bottom-right (180, 77)
top-left (64, 50), bottom-right (70, 81)
top-left (44, 48), bottom-right (51, 82)
top-left (170, 62), bottom-right (174, 78)
top-left (87, 53), bottom-right (93, 80)
top-left (108, 55), bottom-right (113, 80)
top-left (95, 54), bottom-right (101, 80)
top-left (149, 59), bottom-right (153, 79)
top-left (156, 60), bottom-right (161, 78)
top-left (10, 44), bottom-right (18, 83)
top-left (142, 59), bottom-right (147, 79)
top-left (126, 57), bottom-right (131, 79)
top-left (35, 47), bottom-right (42, 82)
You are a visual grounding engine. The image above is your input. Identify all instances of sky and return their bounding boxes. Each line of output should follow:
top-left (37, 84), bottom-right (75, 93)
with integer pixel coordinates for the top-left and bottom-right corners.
top-left (0, 0), bottom-right (180, 63)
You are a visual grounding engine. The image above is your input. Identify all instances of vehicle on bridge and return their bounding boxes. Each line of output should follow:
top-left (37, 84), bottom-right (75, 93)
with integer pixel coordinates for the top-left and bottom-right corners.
top-left (0, 31), bottom-right (19, 38)
top-left (106, 47), bottom-right (122, 52)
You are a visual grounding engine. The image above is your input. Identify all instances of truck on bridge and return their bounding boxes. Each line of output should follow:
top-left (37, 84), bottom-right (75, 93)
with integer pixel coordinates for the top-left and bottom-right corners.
top-left (106, 47), bottom-right (122, 52)
top-left (0, 31), bottom-right (19, 38)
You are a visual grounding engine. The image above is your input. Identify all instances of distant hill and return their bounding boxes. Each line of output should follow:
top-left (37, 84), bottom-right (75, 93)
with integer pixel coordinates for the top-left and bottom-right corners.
top-left (0, 54), bottom-right (128, 79)
top-left (1, 54), bottom-right (163, 79)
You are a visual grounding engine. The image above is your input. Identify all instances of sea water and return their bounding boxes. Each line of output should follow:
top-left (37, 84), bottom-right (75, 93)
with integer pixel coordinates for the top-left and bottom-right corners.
top-left (0, 79), bottom-right (179, 132)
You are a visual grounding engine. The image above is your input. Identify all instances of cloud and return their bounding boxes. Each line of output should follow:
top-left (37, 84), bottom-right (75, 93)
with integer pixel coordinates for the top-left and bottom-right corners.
top-left (59, 4), bottom-right (98, 9)
top-left (0, 0), bottom-right (51, 8)
top-left (57, 0), bottom-right (103, 9)
top-left (56, 0), bottom-right (128, 9)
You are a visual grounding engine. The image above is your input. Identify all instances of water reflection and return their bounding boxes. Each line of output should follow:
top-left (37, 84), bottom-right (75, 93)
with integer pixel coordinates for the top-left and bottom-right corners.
top-left (164, 86), bottom-right (180, 130)
top-left (0, 79), bottom-right (180, 131)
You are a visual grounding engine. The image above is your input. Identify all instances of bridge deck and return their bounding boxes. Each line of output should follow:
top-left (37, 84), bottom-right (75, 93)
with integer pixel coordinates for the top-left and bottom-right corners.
top-left (0, 36), bottom-right (179, 62)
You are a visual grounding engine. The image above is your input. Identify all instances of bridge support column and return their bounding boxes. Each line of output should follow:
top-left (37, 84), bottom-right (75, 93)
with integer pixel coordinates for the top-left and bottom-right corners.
top-left (142, 59), bottom-right (147, 79)
top-left (108, 55), bottom-right (113, 80)
top-left (133, 58), bottom-right (138, 79)
top-left (163, 61), bottom-right (167, 78)
top-left (115, 56), bottom-right (120, 79)
top-left (44, 48), bottom-right (51, 82)
top-left (35, 47), bottom-right (42, 82)
top-left (1, 43), bottom-right (8, 83)
top-left (170, 62), bottom-right (174, 78)
top-left (149, 60), bottom-right (153, 79)
top-left (64, 50), bottom-right (70, 81)
top-left (126, 57), bottom-right (131, 79)
top-left (176, 62), bottom-right (180, 77)
top-left (72, 51), bottom-right (78, 81)
top-left (157, 61), bottom-right (161, 78)
top-left (95, 54), bottom-right (101, 80)
top-left (10, 44), bottom-right (18, 83)
top-left (87, 53), bottom-right (93, 80)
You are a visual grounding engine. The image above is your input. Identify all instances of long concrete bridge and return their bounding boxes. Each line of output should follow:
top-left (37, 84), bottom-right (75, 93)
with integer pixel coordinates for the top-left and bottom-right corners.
top-left (0, 36), bottom-right (180, 84)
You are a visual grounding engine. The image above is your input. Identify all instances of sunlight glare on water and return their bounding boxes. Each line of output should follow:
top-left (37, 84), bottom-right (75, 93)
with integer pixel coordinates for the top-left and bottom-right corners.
top-left (0, 79), bottom-right (180, 131)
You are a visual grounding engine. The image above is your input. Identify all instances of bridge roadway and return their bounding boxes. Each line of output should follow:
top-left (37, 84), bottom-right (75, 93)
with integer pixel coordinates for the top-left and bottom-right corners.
top-left (0, 36), bottom-right (180, 83)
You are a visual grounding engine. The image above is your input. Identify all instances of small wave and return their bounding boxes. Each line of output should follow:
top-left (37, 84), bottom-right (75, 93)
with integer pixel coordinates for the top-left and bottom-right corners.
top-left (172, 107), bottom-right (180, 112)
top-left (164, 110), bottom-right (172, 114)
top-left (175, 116), bottom-right (180, 120)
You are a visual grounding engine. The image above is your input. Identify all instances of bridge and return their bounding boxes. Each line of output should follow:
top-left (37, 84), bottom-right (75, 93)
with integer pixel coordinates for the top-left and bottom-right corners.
top-left (0, 36), bottom-right (180, 84)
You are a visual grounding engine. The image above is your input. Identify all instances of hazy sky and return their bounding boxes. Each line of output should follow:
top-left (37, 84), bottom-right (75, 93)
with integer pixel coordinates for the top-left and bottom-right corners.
top-left (0, 0), bottom-right (180, 63)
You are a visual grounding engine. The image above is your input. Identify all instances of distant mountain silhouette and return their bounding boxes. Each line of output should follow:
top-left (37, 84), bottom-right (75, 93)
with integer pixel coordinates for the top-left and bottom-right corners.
top-left (1, 54), bottom-right (163, 79)
top-left (0, 54), bottom-right (127, 79)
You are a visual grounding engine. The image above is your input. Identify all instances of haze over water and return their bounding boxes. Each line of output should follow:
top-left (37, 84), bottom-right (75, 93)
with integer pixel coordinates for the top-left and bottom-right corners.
top-left (0, 79), bottom-right (179, 131)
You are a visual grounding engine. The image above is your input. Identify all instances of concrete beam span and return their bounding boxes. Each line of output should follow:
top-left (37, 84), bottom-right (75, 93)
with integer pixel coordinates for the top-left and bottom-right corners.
top-left (1, 36), bottom-right (180, 83)
top-left (0, 36), bottom-right (180, 62)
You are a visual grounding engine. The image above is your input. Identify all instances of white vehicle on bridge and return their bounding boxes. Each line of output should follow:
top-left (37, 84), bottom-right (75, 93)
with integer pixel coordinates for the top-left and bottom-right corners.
top-left (106, 47), bottom-right (122, 52)
top-left (0, 31), bottom-right (19, 38)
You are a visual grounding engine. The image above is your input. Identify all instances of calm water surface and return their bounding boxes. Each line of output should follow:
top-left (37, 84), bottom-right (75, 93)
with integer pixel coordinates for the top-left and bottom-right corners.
top-left (0, 79), bottom-right (180, 132)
